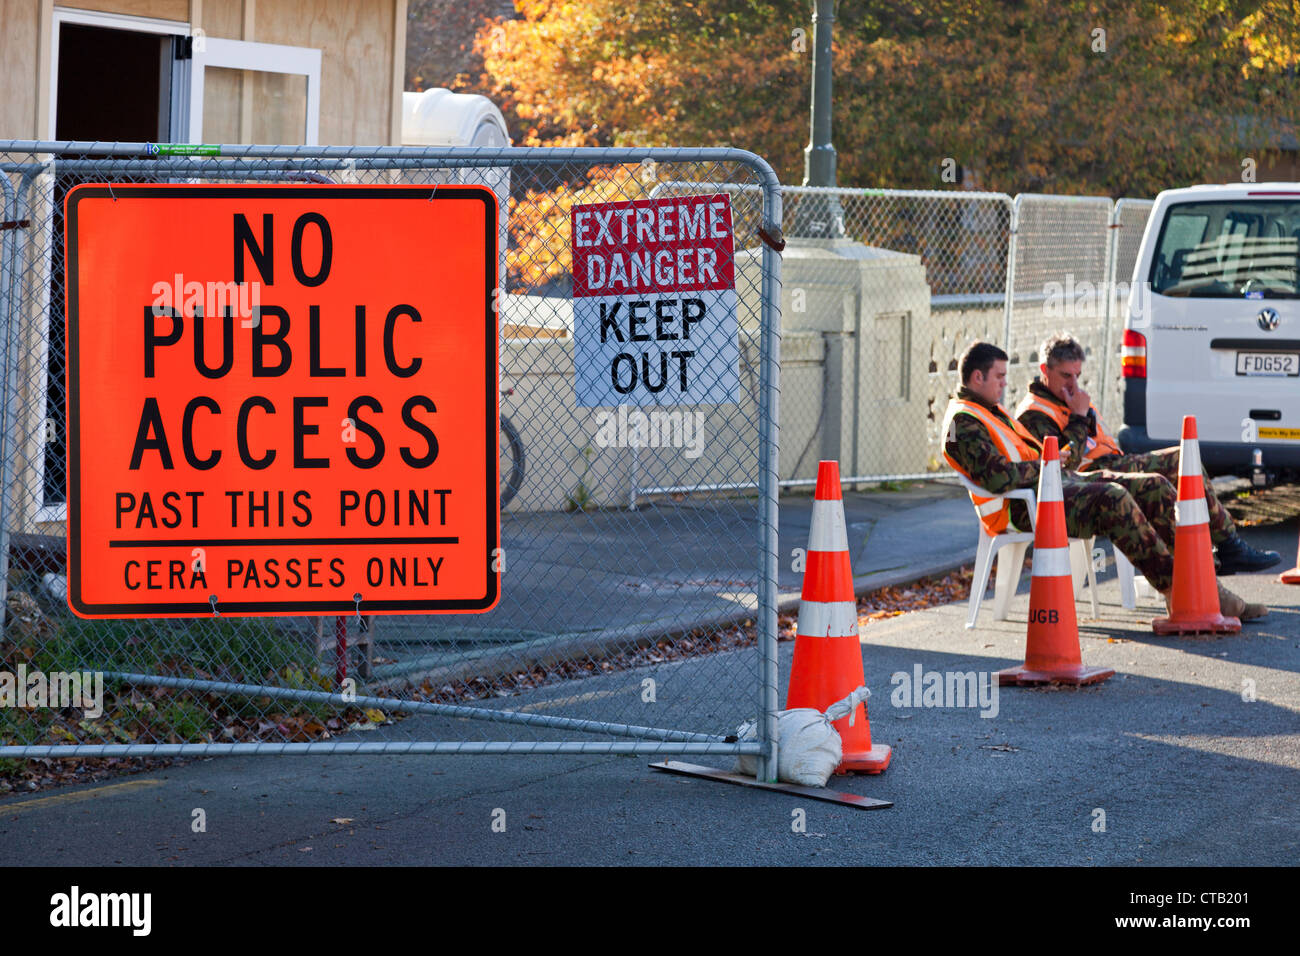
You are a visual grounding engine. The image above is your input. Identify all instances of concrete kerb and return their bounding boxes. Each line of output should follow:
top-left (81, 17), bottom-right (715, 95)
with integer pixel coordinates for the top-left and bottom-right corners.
top-left (365, 550), bottom-right (977, 697)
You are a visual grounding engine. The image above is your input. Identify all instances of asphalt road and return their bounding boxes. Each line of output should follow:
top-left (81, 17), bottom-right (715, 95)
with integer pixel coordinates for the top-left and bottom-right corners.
top-left (2, 522), bottom-right (1297, 867)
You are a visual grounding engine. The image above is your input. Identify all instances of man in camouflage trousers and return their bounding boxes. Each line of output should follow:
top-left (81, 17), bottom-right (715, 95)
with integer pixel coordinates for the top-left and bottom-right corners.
top-left (1015, 332), bottom-right (1280, 575)
top-left (943, 341), bottom-right (1264, 620)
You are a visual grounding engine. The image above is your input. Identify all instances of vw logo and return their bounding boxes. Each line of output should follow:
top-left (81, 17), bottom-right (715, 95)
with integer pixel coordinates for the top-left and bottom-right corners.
top-left (1258, 308), bottom-right (1280, 331)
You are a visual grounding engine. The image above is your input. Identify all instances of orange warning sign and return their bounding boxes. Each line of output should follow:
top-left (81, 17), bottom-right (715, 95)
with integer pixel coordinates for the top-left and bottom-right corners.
top-left (63, 184), bottom-right (499, 617)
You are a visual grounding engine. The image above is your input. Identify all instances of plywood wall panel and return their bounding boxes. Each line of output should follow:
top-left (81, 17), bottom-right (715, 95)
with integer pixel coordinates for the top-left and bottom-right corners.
top-left (255, 0), bottom-right (395, 145)
top-left (201, 0), bottom-right (244, 39)
top-left (60, 0), bottom-right (189, 21)
top-left (0, 0), bottom-right (40, 138)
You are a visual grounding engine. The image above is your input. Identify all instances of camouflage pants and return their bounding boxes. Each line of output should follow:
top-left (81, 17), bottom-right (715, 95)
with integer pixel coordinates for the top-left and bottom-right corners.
top-left (1011, 469), bottom-right (1177, 592)
top-left (1083, 448), bottom-right (1236, 544)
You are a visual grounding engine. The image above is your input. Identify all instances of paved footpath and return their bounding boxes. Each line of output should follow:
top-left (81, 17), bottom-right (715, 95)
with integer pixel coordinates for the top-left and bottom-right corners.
top-left (3, 518), bottom-right (1296, 867)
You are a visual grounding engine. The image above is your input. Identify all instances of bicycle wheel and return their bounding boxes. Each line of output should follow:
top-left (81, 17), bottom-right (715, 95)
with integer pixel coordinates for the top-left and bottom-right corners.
top-left (499, 415), bottom-right (525, 508)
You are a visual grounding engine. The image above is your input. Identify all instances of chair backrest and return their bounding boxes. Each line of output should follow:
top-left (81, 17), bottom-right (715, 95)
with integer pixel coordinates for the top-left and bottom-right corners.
top-left (954, 475), bottom-right (1036, 537)
top-left (956, 474), bottom-right (992, 500)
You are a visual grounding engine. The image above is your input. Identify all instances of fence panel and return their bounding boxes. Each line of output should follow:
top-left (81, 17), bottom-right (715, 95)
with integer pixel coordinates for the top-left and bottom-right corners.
top-left (636, 186), bottom-right (1150, 493)
top-left (644, 184), bottom-right (1013, 492)
top-left (0, 142), bottom-right (780, 775)
top-left (1003, 194), bottom-right (1114, 417)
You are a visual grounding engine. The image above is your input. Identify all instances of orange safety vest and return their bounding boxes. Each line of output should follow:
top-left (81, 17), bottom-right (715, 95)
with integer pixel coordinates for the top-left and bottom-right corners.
top-left (1014, 392), bottom-right (1122, 466)
top-left (941, 397), bottom-right (1042, 535)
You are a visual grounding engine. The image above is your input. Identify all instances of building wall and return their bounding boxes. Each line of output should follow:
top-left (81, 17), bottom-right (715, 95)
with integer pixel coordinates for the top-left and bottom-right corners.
top-left (202, 0), bottom-right (406, 145)
top-left (0, 0), bottom-right (43, 140)
top-left (0, 0), bottom-right (406, 144)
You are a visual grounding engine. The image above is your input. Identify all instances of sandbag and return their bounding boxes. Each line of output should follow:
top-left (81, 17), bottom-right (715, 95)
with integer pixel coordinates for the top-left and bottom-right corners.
top-left (734, 686), bottom-right (870, 788)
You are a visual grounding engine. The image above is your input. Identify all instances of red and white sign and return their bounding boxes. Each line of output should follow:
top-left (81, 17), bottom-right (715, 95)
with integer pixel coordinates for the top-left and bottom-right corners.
top-left (570, 194), bottom-right (738, 407)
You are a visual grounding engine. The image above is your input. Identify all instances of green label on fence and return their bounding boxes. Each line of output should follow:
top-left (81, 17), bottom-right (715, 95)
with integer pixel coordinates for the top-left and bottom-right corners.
top-left (149, 144), bottom-right (220, 157)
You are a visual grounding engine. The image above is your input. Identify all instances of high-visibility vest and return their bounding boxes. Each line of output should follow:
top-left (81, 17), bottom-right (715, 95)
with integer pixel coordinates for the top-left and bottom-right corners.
top-left (941, 397), bottom-right (1041, 535)
top-left (1014, 392), bottom-right (1122, 465)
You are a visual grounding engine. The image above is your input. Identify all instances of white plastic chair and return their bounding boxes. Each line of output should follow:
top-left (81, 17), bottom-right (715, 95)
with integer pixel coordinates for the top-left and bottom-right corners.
top-left (1114, 548), bottom-right (1159, 609)
top-left (958, 475), bottom-right (1098, 628)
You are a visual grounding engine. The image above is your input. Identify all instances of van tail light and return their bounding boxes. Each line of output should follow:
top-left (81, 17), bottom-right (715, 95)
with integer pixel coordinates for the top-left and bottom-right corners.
top-left (1122, 329), bottom-right (1147, 378)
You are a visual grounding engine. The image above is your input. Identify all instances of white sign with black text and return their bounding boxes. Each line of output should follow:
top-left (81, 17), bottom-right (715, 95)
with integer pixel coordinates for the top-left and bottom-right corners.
top-left (570, 194), bottom-right (739, 407)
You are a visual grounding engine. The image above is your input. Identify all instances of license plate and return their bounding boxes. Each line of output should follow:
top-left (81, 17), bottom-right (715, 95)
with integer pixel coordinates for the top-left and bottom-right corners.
top-left (1235, 351), bottom-right (1300, 376)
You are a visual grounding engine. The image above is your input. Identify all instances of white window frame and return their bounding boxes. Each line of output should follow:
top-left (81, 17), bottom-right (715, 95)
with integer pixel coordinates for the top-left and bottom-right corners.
top-left (189, 38), bottom-right (322, 145)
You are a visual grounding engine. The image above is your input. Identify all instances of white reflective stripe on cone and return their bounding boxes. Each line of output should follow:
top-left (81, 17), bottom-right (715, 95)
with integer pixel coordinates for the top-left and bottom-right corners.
top-left (796, 600), bottom-right (860, 638)
top-left (1031, 546), bottom-right (1072, 578)
top-left (1038, 459), bottom-right (1063, 502)
top-left (807, 498), bottom-right (850, 553)
top-left (976, 498), bottom-right (1003, 517)
top-left (1176, 496), bottom-right (1210, 527)
top-left (1180, 437), bottom-right (1203, 478)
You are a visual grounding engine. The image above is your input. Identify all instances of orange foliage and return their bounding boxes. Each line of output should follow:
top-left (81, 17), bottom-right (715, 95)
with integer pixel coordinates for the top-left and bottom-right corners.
top-left (464, 0), bottom-right (1299, 198)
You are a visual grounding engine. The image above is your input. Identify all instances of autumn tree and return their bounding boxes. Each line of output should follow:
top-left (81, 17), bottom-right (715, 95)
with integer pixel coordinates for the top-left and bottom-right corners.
top-left (405, 0), bottom-right (517, 92)
top-left (471, 0), bottom-right (1299, 196)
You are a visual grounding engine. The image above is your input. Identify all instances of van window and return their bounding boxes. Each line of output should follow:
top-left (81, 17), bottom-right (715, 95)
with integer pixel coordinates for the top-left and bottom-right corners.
top-left (1150, 200), bottom-right (1300, 298)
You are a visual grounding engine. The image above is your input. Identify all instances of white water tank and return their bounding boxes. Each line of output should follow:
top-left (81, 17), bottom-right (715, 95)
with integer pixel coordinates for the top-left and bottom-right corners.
top-left (402, 89), bottom-right (510, 149)
top-left (402, 89), bottom-right (511, 289)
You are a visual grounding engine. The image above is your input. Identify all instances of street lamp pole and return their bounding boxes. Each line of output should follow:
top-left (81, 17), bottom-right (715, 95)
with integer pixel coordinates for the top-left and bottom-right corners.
top-left (799, 0), bottom-right (845, 237)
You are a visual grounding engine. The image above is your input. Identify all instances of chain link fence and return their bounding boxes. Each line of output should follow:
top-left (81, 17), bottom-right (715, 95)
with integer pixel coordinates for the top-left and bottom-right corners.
top-left (637, 185), bottom-right (1149, 497)
top-left (0, 142), bottom-right (781, 773)
top-left (0, 143), bottom-right (1157, 770)
top-left (1002, 194), bottom-right (1115, 418)
top-left (639, 184), bottom-right (1016, 498)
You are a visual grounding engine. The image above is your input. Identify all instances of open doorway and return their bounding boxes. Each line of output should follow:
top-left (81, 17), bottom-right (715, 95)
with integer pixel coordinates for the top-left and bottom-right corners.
top-left (54, 22), bottom-right (178, 142)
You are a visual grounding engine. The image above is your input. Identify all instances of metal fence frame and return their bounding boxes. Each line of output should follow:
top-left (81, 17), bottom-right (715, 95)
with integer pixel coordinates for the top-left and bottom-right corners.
top-left (0, 174), bottom-right (20, 625)
top-left (0, 141), bottom-right (783, 779)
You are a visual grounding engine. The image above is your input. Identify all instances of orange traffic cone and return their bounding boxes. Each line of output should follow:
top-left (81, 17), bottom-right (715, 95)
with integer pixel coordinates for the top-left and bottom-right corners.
top-left (1279, 531), bottom-right (1300, 585)
top-left (786, 461), bottom-right (891, 774)
top-left (998, 436), bottom-right (1114, 686)
top-left (1153, 416), bottom-right (1241, 635)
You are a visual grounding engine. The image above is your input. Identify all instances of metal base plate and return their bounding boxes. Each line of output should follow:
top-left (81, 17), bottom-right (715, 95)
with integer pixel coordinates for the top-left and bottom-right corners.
top-left (997, 664), bottom-right (1115, 686)
top-left (649, 761), bottom-right (893, 810)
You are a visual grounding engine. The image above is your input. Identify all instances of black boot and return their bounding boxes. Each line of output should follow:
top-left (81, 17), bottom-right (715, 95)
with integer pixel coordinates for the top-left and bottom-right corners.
top-left (1215, 536), bottom-right (1282, 574)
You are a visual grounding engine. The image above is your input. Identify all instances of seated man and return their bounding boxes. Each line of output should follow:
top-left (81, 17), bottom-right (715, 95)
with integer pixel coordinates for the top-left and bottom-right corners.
top-left (1015, 332), bottom-right (1280, 574)
top-left (943, 341), bottom-right (1264, 620)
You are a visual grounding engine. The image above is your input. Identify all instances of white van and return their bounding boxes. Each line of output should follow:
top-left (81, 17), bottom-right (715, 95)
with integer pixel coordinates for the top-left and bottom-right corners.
top-left (1118, 183), bottom-right (1300, 476)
